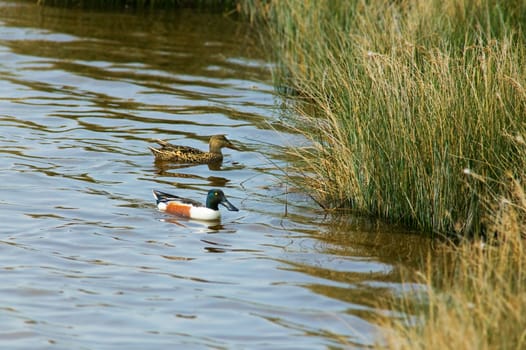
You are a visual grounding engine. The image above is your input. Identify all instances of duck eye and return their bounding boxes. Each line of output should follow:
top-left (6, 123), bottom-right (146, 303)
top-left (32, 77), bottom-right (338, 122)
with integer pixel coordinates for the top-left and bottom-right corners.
top-left (214, 191), bottom-right (219, 196)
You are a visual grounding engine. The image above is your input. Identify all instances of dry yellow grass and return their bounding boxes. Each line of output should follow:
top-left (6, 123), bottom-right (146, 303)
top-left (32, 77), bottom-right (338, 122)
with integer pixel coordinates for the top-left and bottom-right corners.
top-left (379, 151), bottom-right (526, 349)
top-left (381, 240), bottom-right (526, 349)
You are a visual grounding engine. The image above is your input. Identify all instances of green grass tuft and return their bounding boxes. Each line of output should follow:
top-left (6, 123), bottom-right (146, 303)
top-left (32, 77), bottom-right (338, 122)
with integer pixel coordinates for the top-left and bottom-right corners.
top-left (259, 0), bottom-right (526, 237)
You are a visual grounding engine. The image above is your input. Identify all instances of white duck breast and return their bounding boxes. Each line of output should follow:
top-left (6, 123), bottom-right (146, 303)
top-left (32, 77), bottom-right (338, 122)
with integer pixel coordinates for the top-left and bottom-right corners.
top-left (190, 206), bottom-right (221, 221)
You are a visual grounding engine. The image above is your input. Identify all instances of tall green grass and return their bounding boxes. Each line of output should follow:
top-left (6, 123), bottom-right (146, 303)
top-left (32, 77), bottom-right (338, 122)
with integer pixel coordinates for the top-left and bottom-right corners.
top-left (259, 0), bottom-right (526, 236)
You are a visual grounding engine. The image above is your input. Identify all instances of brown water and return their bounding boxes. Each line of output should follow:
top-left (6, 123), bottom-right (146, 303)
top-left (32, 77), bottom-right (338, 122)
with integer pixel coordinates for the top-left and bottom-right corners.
top-left (0, 1), bottom-right (430, 349)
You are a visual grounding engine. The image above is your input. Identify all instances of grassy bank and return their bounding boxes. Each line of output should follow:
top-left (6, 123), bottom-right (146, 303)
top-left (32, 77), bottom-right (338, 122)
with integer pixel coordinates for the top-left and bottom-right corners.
top-left (382, 244), bottom-right (526, 350)
top-left (256, 0), bottom-right (526, 237)
top-left (380, 167), bottom-right (526, 349)
top-left (248, 1), bottom-right (526, 348)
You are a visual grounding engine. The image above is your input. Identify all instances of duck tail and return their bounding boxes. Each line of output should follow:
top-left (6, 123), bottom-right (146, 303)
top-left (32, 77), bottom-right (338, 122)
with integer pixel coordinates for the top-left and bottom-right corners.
top-left (155, 139), bottom-right (171, 147)
top-left (153, 189), bottom-right (182, 204)
top-left (152, 189), bottom-right (167, 204)
top-left (149, 146), bottom-right (164, 157)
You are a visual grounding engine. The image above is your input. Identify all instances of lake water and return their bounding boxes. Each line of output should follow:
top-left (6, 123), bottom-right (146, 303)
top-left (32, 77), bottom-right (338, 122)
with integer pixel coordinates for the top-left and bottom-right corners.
top-left (0, 1), bottom-right (430, 349)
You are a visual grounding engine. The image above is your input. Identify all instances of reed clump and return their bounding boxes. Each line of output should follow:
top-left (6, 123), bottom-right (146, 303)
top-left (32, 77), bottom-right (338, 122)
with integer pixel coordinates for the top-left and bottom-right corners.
top-left (261, 0), bottom-right (526, 237)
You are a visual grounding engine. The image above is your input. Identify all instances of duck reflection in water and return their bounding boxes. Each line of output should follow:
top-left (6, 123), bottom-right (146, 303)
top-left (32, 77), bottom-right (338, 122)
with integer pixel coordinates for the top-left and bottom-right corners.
top-left (151, 161), bottom-right (231, 188)
top-left (154, 158), bottom-right (224, 171)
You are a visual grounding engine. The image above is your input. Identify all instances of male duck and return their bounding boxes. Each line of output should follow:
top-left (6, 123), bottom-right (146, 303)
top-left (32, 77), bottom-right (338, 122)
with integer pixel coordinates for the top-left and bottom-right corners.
top-left (149, 135), bottom-right (238, 163)
top-left (153, 189), bottom-right (238, 221)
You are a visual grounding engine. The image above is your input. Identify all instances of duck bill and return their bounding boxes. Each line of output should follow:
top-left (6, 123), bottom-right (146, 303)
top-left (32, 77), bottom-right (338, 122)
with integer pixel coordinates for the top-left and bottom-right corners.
top-left (226, 141), bottom-right (239, 151)
top-left (220, 198), bottom-right (239, 211)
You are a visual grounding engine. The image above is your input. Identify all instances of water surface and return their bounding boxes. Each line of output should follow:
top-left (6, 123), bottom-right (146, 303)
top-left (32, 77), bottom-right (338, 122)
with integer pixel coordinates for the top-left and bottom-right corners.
top-left (0, 2), bottom-right (430, 349)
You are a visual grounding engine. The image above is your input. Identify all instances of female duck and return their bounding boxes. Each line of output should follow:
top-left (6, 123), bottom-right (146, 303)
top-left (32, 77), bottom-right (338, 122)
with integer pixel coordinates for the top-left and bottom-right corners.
top-left (153, 189), bottom-right (238, 221)
top-left (149, 135), bottom-right (238, 163)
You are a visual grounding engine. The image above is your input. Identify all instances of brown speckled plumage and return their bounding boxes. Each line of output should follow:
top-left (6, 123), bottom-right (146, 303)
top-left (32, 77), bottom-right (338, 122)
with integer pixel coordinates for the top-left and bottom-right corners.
top-left (149, 135), bottom-right (238, 163)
